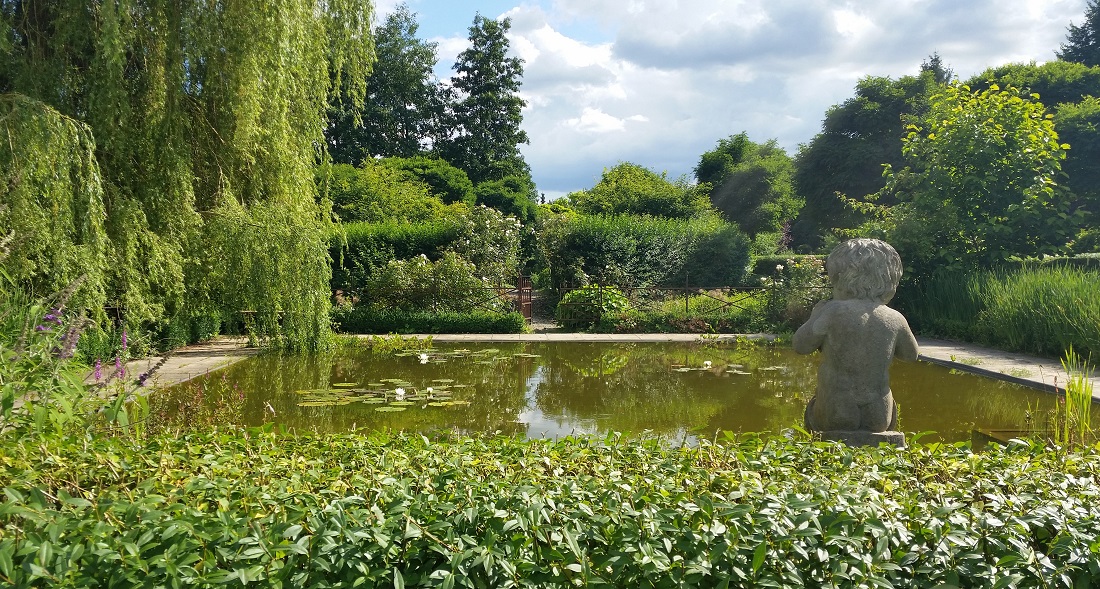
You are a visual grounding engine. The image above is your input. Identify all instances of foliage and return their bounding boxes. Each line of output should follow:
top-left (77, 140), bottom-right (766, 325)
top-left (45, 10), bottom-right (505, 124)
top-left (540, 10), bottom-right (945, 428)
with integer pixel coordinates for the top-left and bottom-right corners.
top-left (2, 431), bottom-right (1100, 587)
top-left (318, 163), bottom-right (462, 224)
top-left (967, 60), bottom-right (1100, 107)
top-left (556, 285), bottom-right (630, 329)
top-left (333, 307), bottom-right (527, 334)
top-left (332, 220), bottom-right (462, 299)
top-left (1054, 96), bottom-right (1100, 218)
top-left (588, 292), bottom-right (767, 334)
top-left (538, 214), bottom-right (750, 291)
top-left (1, 0), bottom-right (375, 350)
top-left (966, 61), bottom-right (1100, 220)
top-left (381, 156), bottom-right (475, 206)
top-left (441, 15), bottom-right (530, 185)
top-left (0, 273), bottom-right (96, 437)
top-left (693, 133), bottom-right (754, 187)
top-left (359, 252), bottom-right (508, 314)
top-left (0, 96), bottom-right (107, 313)
top-left (568, 162), bottom-right (712, 220)
top-left (701, 136), bottom-right (802, 237)
top-left (759, 257), bottom-right (830, 330)
top-left (864, 84), bottom-right (1074, 274)
top-left (326, 5), bottom-right (445, 163)
top-left (1055, 346), bottom-right (1095, 450)
top-left (474, 175), bottom-right (538, 222)
top-left (897, 266), bottom-right (1100, 360)
top-left (791, 71), bottom-right (940, 249)
top-left (1059, 0), bottom-right (1100, 66)
top-left (448, 205), bottom-right (525, 284)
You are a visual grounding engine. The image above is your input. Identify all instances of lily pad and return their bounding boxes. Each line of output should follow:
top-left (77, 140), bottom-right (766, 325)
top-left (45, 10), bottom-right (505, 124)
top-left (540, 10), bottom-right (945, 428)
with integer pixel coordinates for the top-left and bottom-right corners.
top-left (390, 401), bottom-right (415, 407)
top-left (375, 406), bottom-right (407, 412)
top-left (297, 401), bottom-right (335, 407)
top-left (432, 379), bottom-right (455, 384)
top-left (332, 382), bottom-right (358, 388)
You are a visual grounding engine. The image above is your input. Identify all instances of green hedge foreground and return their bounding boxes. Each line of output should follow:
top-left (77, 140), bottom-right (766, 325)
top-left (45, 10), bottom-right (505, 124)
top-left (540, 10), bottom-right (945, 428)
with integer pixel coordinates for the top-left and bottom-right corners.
top-left (2, 431), bottom-right (1099, 588)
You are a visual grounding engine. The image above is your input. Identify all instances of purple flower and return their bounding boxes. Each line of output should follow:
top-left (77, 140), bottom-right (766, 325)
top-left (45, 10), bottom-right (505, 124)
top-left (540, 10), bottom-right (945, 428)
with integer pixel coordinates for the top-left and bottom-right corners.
top-left (115, 356), bottom-right (125, 378)
top-left (137, 372), bottom-right (148, 386)
top-left (35, 324), bottom-right (50, 332)
top-left (121, 329), bottom-right (128, 352)
top-left (44, 311), bottom-right (62, 325)
top-left (94, 359), bottom-right (102, 381)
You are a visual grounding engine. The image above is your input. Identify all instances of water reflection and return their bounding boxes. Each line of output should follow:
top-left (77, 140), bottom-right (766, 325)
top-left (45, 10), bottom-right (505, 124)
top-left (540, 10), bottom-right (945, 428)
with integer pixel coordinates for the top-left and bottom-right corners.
top-left (151, 342), bottom-right (1065, 442)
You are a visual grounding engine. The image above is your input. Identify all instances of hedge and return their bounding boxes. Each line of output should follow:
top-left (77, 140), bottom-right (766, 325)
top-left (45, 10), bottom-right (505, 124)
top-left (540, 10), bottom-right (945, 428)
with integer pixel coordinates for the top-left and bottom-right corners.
top-left (333, 307), bottom-right (527, 334)
top-left (1, 431), bottom-right (1098, 587)
top-left (331, 221), bottom-right (461, 295)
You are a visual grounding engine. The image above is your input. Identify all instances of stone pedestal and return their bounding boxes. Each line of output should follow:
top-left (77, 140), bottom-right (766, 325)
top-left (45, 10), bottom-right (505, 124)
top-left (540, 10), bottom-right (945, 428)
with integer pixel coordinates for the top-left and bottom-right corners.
top-left (819, 430), bottom-right (905, 448)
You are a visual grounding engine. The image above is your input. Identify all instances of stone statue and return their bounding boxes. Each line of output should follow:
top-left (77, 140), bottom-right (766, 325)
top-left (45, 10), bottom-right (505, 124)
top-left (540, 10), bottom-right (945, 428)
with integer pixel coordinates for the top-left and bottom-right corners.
top-left (793, 239), bottom-right (919, 443)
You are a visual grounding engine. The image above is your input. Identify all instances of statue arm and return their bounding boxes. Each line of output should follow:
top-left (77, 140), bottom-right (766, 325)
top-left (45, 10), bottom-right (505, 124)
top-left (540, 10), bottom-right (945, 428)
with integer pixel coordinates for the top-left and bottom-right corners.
top-left (793, 302), bottom-right (829, 354)
top-left (894, 322), bottom-right (919, 362)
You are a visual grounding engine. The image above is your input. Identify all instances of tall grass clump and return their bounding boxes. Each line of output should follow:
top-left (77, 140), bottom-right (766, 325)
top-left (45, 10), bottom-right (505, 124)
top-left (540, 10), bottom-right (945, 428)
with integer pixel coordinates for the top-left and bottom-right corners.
top-left (897, 266), bottom-right (1100, 359)
top-left (975, 266), bottom-right (1100, 358)
top-left (1054, 346), bottom-right (1096, 449)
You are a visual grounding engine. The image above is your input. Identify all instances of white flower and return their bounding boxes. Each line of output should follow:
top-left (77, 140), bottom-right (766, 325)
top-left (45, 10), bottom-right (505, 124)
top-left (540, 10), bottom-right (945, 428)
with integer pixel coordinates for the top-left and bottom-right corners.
top-left (776, 264), bottom-right (785, 272)
top-left (394, 388), bottom-right (406, 400)
top-left (418, 353), bottom-right (429, 364)
top-left (703, 361), bottom-right (712, 368)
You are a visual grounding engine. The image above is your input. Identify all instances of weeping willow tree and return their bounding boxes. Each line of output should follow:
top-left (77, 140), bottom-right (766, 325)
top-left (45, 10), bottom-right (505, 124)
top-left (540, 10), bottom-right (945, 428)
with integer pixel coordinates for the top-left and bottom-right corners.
top-left (0, 94), bottom-right (107, 311)
top-left (0, 0), bottom-right (374, 350)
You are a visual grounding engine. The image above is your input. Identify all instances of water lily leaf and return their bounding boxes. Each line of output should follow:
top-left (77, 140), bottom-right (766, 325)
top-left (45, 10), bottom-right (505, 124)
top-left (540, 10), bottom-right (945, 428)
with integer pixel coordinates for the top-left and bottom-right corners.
top-left (432, 379), bottom-right (455, 384)
top-left (360, 399), bottom-right (386, 404)
top-left (727, 370), bottom-right (752, 375)
top-left (390, 401), bottom-right (415, 407)
top-left (512, 353), bottom-right (541, 358)
top-left (758, 366), bottom-right (783, 372)
top-left (297, 401), bottom-right (335, 407)
top-left (332, 383), bottom-right (358, 388)
top-left (375, 406), bottom-right (407, 412)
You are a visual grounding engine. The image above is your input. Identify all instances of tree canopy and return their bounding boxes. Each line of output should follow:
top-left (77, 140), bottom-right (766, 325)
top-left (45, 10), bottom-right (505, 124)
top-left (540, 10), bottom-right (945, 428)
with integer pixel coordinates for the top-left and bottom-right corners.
top-left (1, 0), bottom-right (376, 349)
top-left (862, 84), bottom-right (1073, 273)
top-left (697, 134), bottom-right (801, 238)
top-left (1058, 0), bottom-right (1100, 66)
top-left (326, 4), bottom-right (444, 164)
top-left (791, 71), bottom-right (940, 249)
top-left (440, 15), bottom-right (530, 185)
top-left (567, 163), bottom-right (713, 220)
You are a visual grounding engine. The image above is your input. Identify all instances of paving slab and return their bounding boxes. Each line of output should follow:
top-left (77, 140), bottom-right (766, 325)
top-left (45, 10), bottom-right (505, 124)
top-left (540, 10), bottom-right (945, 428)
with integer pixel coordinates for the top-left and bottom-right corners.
top-left (88, 337), bottom-right (259, 392)
top-left (915, 337), bottom-right (1099, 401)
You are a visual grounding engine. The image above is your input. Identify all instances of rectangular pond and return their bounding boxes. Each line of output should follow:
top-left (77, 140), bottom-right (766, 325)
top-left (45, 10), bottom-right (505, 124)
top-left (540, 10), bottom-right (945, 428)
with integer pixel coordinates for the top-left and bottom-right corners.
top-left (150, 341), bottom-right (1071, 443)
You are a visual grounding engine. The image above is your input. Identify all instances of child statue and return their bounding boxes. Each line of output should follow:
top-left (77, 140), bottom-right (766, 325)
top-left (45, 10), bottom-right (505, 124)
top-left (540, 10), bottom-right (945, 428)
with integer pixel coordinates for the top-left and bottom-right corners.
top-left (793, 239), bottom-right (919, 433)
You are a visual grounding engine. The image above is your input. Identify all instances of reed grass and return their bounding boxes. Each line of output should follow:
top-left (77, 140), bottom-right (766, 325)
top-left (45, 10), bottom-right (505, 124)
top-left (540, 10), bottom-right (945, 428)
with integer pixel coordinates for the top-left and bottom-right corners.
top-left (898, 266), bottom-right (1100, 360)
top-left (1054, 346), bottom-right (1095, 449)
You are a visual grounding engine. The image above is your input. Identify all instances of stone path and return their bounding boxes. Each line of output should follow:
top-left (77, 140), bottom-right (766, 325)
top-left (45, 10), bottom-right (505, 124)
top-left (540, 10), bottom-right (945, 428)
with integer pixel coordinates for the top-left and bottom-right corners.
top-left (127, 334), bottom-right (1099, 403)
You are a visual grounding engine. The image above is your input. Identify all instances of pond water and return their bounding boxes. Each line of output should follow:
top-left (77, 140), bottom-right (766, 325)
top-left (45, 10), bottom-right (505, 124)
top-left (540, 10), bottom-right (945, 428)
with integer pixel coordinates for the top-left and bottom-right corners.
top-left (151, 342), bottom-right (1063, 442)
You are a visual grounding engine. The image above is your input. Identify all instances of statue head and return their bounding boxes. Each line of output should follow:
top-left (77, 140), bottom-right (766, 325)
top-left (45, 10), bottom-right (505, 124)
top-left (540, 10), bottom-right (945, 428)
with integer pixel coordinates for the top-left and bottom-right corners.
top-left (825, 238), bottom-right (903, 303)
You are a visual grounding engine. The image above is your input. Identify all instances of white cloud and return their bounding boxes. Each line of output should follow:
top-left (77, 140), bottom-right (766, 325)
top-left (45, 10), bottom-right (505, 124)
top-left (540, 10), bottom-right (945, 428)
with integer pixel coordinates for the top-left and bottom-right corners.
top-left (380, 0), bottom-right (1091, 195)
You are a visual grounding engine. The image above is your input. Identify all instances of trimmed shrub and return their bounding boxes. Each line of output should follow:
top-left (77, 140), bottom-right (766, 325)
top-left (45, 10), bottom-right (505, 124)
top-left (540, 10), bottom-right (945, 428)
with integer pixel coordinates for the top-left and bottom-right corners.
top-left (333, 307), bottom-right (527, 334)
top-left (331, 221), bottom-right (460, 298)
top-left (538, 214), bottom-right (750, 290)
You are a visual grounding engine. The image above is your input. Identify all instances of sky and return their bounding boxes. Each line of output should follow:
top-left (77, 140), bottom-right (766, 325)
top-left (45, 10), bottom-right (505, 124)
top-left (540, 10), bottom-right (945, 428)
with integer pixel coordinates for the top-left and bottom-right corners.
top-left (372, 0), bottom-right (1090, 199)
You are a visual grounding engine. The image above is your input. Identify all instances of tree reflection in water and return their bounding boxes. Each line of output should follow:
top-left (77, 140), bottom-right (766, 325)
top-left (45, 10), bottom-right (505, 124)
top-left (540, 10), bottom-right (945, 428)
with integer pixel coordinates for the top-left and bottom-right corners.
top-left (151, 342), bottom-right (1062, 442)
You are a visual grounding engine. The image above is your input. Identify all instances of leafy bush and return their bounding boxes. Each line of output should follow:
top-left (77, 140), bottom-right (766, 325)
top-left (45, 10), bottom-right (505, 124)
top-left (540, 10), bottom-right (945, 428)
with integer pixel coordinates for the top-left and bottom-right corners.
top-left (331, 221), bottom-right (460, 298)
top-left (474, 175), bottom-right (538, 222)
top-left (555, 285), bottom-right (630, 329)
top-left (567, 162), bottom-right (713, 220)
top-left (380, 156), bottom-right (475, 206)
top-left (760, 257), bottom-right (830, 329)
top-left (333, 307), bottom-right (526, 334)
top-left (360, 252), bottom-right (507, 314)
top-left (317, 163), bottom-right (463, 224)
top-left (538, 214), bottom-right (750, 291)
top-left (1, 431), bottom-right (1099, 587)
